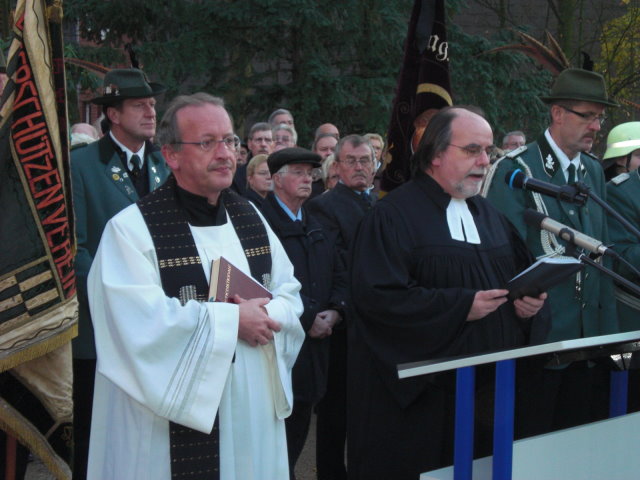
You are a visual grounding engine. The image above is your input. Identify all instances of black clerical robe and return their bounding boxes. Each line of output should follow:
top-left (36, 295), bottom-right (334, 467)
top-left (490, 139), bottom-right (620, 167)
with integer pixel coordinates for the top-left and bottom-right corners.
top-left (347, 173), bottom-right (549, 480)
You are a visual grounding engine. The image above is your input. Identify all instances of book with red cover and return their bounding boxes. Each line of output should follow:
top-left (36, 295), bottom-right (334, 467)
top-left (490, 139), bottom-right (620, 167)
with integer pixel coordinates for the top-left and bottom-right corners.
top-left (208, 256), bottom-right (272, 302)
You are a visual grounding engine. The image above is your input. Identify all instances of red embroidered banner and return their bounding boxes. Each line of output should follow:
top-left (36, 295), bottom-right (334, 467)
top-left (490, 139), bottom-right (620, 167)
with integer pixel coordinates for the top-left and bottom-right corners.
top-left (0, 0), bottom-right (76, 477)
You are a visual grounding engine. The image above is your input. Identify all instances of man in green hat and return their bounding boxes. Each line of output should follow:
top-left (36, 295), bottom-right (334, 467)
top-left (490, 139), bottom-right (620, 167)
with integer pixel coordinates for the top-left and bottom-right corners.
top-left (70, 68), bottom-right (170, 479)
top-left (482, 68), bottom-right (619, 438)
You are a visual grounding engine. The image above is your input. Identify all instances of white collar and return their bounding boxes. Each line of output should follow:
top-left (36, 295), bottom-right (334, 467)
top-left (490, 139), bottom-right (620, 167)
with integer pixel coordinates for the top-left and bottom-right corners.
top-left (110, 131), bottom-right (146, 170)
top-left (446, 198), bottom-right (480, 244)
top-left (545, 129), bottom-right (581, 180)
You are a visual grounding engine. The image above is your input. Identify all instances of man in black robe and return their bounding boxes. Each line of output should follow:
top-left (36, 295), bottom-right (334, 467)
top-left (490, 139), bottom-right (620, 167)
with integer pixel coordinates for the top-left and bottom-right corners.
top-left (347, 107), bottom-right (549, 480)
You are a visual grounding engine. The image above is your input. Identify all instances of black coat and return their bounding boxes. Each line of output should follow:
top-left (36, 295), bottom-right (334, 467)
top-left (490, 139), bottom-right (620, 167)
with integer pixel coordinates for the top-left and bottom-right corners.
top-left (261, 194), bottom-right (347, 403)
top-left (305, 182), bottom-right (373, 268)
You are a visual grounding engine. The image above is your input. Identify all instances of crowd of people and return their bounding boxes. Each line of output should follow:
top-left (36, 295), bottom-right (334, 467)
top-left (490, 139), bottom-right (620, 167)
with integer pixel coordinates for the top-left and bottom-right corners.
top-left (62, 65), bottom-right (640, 480)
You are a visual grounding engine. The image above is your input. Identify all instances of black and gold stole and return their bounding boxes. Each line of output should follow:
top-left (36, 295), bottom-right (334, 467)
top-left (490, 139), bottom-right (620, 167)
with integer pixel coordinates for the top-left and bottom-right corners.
top-left (138, 175), bottom-right (272, 479)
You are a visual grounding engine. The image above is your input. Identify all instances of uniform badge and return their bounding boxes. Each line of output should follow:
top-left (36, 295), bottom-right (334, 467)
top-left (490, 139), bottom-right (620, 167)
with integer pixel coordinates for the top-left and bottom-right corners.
top-left (151, 166), bottom-right (157, 173)
top-left (112, 173), bottom-right (120, 181)
top-left (111, 166), bottom-right (121, 173)
top-left (545, 154), bottom-right (555, 170)
top-left (155, 176), bottom-right (160, 184)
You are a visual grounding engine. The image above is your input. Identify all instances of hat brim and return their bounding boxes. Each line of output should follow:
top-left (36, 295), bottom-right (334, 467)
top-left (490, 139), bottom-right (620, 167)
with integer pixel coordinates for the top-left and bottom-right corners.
top-left (287, 159), bottom-right (322, 169)
top-left (91, 82), bottom-right (167, 105)
top-left (540, 94), bottom-right (619, 108)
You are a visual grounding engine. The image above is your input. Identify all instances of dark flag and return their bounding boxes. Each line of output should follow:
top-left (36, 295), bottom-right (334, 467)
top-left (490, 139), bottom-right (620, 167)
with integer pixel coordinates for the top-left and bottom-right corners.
top-left (381, 0), bottom-right (453, 193)
top-left (0, 0), bottom-right (76, 478)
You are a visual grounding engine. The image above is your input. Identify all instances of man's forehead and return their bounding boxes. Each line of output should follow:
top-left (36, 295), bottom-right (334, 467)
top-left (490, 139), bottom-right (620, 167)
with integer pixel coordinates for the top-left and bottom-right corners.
top-left (341, 143), bottom-right (371, 157)
top-left (572, 101), bottom-right (606, 112)
top-left (123, 96), bottom-right (156, 104)
top-left (450, 114), bottom-right (493, 144)
top-left (177, 104), bottom-right (232, 130)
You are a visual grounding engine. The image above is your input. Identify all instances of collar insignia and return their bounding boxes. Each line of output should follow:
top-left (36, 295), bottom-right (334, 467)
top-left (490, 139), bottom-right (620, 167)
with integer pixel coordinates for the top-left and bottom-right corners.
top-left (545, 154), bottom-right (555, 170)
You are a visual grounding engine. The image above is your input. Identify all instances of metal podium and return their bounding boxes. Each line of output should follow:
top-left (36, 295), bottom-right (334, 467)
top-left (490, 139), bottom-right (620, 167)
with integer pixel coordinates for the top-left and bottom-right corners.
top-left (398, 330), bottom-right (640, 480)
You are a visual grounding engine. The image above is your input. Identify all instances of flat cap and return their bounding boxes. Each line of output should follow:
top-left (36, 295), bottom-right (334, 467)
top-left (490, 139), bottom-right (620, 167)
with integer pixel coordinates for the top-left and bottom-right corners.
top-left (268, 147), bottom-right (321, 176)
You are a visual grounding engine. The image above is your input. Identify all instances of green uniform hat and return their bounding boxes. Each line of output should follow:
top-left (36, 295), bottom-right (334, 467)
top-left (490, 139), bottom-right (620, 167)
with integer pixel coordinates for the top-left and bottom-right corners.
top-left (92, 68), bottom-right (166, 105)
top-left (603, 122), bottom-right (640, 160)
top-left (540, 68), bottom-right (618, 107)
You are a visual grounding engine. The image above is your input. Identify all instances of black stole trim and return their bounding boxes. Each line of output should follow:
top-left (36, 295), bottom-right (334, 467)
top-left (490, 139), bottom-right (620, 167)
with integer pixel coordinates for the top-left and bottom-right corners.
top-left (137, 175), bottom-right (272, 479)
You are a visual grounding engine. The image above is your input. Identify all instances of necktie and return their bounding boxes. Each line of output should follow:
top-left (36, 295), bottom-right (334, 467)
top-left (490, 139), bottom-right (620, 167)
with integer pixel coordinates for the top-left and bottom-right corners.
top-left (129, 154), bottom-right (142, 180)
top-left (567, 163), bottom-right (577, 185)
top-left (361, 191), bottom-right (372, 206)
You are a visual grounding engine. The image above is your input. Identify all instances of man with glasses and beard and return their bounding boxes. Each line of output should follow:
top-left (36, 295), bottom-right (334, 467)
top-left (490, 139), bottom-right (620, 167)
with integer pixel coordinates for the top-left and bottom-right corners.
top-left (483, 69), bottom-right (619, 438)
top-left (86, 93), bottom-right (305, 479)
top-left (347, 107), bottom-right (547, 479)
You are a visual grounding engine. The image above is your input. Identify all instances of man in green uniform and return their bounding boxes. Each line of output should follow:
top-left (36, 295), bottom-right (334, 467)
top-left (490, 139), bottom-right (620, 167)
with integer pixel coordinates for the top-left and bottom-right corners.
top-left (605, 122), bottom-right (640, 332)
top-left (70, 68), bottom-right (170, 478)
top-left (483, 68), bottom-right (619, 437)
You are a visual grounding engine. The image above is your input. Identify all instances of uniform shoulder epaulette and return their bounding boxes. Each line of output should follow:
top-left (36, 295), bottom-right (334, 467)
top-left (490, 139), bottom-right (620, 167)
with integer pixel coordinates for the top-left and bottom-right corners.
top-left (610, 172), bottom-right (630, 185)
top-left (491, 145), bottom-right (527, 169)
top-left (70, 142), bottom-right (89, 151)
top-left (582, 150), bottom-right (600, 162)
top-left (504, 145), bottom-right (527, 159)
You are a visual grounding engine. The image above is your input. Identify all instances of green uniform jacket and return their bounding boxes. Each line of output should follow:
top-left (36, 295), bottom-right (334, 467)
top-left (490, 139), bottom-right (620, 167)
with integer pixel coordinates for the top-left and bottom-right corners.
top-left (483, 136), bottom-right (618, 343)
top-left (607, 171), bottom-right (640, 332)
top-left (71, 136), bottom-right (170, 358)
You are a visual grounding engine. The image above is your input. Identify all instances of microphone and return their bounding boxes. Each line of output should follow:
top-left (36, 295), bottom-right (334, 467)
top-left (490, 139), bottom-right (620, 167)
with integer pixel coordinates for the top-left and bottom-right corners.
top-left (505, 169), bottom-right (587, 206)
top-left (524, 209), bottom-right (616, 258)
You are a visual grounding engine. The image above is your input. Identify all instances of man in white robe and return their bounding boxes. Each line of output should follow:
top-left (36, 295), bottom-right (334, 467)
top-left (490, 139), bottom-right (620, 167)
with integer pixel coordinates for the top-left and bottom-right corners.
top-left (86, 92), bottom-right (305, 480)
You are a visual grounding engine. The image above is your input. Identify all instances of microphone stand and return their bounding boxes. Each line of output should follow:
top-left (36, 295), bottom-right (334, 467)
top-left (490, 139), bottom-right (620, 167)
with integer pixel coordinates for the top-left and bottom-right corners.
top-left (574, 181), bottom-right (640, 242)
top-left (567, 248), bottom-right (640, 298)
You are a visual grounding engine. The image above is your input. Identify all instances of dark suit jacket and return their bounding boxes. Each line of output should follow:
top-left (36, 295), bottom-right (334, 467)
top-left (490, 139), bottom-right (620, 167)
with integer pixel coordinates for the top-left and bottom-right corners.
top-left (71, 136), bottom-right (170, 358)
top-left (306, 182), bottom-right (373, 268)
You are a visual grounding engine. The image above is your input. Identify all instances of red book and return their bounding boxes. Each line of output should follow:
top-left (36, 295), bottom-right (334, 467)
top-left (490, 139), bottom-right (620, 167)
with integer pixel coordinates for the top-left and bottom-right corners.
top-left (208, 256), bottom-right (272, 302)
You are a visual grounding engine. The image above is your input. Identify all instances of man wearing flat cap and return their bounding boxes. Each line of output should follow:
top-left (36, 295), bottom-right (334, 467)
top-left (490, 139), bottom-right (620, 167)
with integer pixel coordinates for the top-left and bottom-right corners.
top-left (483, 68), bottom-right (619, 437)
top-left (70, 68), bottom-right (170, 478)
top-left (260, 147), bottom-right (346, 479)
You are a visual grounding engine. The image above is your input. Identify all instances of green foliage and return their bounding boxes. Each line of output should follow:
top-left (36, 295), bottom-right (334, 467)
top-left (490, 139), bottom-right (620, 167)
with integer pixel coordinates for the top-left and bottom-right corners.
top-left (596, 6), bottom-right (640, 123)
top-left (63, 0), bottom-right (413, 144)
top-left (447, 24), bottom-right (552, 141)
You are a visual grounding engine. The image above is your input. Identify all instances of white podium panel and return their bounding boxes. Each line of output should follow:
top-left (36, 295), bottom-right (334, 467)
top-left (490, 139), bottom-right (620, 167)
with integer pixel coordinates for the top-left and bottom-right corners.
top-left (421, 412), bottom-right (640, 480)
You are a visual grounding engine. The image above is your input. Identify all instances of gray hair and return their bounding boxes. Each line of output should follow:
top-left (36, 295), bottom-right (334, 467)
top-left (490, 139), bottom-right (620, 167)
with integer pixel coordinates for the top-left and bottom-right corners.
top-left (156, 92), bottom-right (226, 149)
top-left (249, 122), bottom-right (272, 139)
top-left (268, 108), bottom-right (293, 125)
top-left (334, 134), bottom-right (375, 165)
top-left (363, 132), bottom-right (384, 149)
top-left (272, 123), bottom-right (298, 145)
top-left (502, 130), bottom-right (526, 144)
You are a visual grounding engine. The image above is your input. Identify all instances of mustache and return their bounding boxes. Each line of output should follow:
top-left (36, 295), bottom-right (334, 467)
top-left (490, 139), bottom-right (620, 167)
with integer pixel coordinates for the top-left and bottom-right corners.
top-left (207, 162), bottom-right (234, 172)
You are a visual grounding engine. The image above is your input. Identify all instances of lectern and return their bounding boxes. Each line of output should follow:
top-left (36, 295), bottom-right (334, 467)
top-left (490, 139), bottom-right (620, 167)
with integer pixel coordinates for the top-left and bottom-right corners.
top-left (398, 330), bottom-right (640, 480)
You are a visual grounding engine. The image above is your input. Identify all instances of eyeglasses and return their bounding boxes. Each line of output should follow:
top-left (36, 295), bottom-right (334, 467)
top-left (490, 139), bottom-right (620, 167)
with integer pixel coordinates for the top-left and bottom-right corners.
top-left (274, 136), bottom-right (292, 143)
top-left (448, 144), bottom-right (498, 157)
top-left (172, 135), bottom-right (240, 152)
top-left (339, 157), bottom-right (373, 167)
top-left (560, 106), bottom-right (607, 126)
top-left (281, 168), bottom-right (321, 178)
top-left (251, 136), bottom-right (273, 143)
